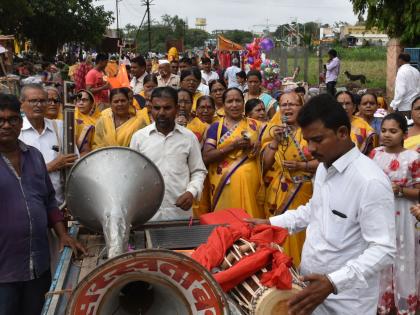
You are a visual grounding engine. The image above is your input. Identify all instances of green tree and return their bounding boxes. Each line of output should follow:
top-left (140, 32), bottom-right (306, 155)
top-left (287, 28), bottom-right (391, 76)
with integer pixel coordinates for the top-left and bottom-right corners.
top-left (220, 30), bottom-right (254, 45)
top-left (0, 0), bottom-right (114, 59)
top-left (350, 0), bottom-right (420, 45)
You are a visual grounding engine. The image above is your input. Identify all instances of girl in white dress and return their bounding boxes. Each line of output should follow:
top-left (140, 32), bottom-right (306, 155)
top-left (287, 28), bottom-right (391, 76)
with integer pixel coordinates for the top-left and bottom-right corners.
top-left (370, 113), bottom-right (420, 315)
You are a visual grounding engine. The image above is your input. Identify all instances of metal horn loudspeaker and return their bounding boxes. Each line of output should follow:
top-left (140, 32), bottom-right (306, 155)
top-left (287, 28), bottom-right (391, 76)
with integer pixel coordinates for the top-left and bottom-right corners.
top-left (65, 147), bottom-right (165, 258)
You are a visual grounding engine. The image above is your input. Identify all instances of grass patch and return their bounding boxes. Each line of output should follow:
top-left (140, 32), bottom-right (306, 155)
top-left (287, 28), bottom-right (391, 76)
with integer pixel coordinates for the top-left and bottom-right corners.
top-left (283, 55), bottom-right (386, 89)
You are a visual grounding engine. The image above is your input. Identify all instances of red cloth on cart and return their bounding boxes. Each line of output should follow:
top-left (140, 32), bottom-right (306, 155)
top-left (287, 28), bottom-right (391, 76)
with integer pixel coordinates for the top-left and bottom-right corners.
top-left (193, 214), bottom-right (292, 292)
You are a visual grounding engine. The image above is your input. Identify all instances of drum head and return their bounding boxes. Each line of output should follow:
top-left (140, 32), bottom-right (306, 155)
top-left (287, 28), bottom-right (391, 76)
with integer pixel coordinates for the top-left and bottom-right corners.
top-left (252, 284), bottom-right (302, 315)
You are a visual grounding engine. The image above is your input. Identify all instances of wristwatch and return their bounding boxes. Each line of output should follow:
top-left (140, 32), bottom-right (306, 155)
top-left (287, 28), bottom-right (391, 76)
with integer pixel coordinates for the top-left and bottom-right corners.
top-left (397, 186), bottom-right (404, 198)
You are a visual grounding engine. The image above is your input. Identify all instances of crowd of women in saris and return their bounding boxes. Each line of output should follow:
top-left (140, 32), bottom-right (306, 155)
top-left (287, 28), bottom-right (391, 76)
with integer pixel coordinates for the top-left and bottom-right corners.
top-left (45, 63), bottom-right (419, 315)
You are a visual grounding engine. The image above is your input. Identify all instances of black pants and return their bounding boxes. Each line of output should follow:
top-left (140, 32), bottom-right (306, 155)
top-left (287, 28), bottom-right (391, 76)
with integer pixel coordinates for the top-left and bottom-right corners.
top-left (326, 81), bottom-right (337, 96)
top-left (0, 270), bottom-right (51, 315)
top-left (396, 110), bottom-right (411, 120)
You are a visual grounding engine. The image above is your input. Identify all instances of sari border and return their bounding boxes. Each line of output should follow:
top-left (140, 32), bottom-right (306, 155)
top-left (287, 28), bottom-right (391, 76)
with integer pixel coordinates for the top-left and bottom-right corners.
top-left (275, 182), bottom-right (303, 215)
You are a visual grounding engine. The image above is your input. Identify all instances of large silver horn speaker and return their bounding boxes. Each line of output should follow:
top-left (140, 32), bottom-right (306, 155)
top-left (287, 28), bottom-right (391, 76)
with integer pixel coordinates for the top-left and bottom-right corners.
top-left (66, 147), bottom-right (164, 258)
top-left (65, 249), bottom-right (230, 315)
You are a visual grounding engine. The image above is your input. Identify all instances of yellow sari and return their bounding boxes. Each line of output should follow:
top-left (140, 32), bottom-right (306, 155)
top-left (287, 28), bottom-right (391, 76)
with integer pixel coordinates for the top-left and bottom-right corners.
top-left (75, 105), bottom-right (101, 152)
top-left (213, 107), bottom-right (225, 123)
top-left (137, 107), bottom-right (153, 126)
top-left (351, 116), bottom-right (377, 154)
top-left (191, 92), bottom-right (204, 113)
top-left (93, 108), bottom-right (147, 149)
top-left (206, 117), bottom-right (264, 218)
top-left (404, 134), bottom-right (420, 152)
top-left (260, 111), bottom-right (313, 266)
top-left (187, 117), bottom-right (209, 144)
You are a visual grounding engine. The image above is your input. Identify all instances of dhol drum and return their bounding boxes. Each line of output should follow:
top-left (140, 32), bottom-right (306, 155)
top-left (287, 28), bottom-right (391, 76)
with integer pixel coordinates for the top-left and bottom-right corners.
top-left (219, 238), bottom-right (305, 315)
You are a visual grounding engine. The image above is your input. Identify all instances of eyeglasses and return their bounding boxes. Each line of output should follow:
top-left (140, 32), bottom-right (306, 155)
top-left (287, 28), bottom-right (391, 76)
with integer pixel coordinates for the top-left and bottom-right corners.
top-left (279, 103), bottom-right (300, 109)
top-left (47, 98), bottom-right (60, 104)
top-left (0, 116), bottom-right (21, 127)
top-left (27, 99), bottom-right (47, 106)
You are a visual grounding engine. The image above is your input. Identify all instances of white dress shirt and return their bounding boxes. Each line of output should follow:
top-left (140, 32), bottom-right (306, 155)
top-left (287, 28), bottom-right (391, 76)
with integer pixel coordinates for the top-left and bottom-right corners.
top-left (270, 147), bottom-right (396, 315)
top-left (326, 57), bottom-right (340, 83)
top-left (201, 70), bottom-right (219, 85)
top-left (390, 64), bottom-right (420, 111)
top-left (130, 72), bottom-right (147, 94)
top-left (130, 123), bottom-right (207, 221)
top-left (197, 83), bottom-right (210, 96)
top-left (19, 117), bottom-right (65, 204)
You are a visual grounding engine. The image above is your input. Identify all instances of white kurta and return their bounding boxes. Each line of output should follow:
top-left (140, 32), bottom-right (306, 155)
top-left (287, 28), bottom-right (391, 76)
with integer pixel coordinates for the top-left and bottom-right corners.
top-left (270, 147), bottom-right (396, 315)
top-left (130, 123), bottom-right (207, 221)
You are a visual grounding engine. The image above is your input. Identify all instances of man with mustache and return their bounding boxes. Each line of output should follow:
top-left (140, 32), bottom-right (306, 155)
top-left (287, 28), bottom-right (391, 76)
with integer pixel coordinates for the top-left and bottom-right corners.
top-left (130, 87), bottom-right (207, 221)
top-left (247, 94), bottom-right (396, 315)
top-left (0, 94), bottom-right (86, 315)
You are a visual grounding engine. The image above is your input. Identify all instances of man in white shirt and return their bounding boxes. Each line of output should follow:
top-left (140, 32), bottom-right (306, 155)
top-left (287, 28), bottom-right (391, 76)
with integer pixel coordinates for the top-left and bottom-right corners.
top-left (18, 84), bottom-right (78, 204)
top-left (130, 87), bottom-right (207, 221)
top-left (129, 55), bottom-right (147, 94)
top-left (325, 49), bottom-right (340, 96)
top-left (201, 57), bottom-right (219, 85)
top-left (247, 94), bottom-right (396, 315)
top-left (157, 60), bottom-right (180, 89)
top-left (390, 53), bottom-right (420, 119)
top-left (224, 58), bottom-right (241, 88)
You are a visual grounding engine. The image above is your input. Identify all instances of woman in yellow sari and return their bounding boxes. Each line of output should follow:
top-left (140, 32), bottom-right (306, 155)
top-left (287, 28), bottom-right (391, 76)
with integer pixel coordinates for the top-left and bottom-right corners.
top-left (261, 92), bottom-right (317, 266)
top-left (93, 88), bottom-right (148, 149)
top-left (203, 88), bottom-right (264, 218)
top-left (132, 74), bottom-right (157, 110)
top-left (74, 90), bottom-right (101, 153)
top-left (176, 89), bottom-right (209, 144)
top-left (405, 96), bottom-right (420, 152)
top-left (337, 91), bottom-right (377, 154)
top-left (209, 79), bottom-right (227, 122)
top-left (180, 68), bottom-right (203, 113)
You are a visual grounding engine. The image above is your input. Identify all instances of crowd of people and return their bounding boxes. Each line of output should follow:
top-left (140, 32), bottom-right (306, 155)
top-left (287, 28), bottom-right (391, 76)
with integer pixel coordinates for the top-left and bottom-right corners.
top-left (0, 50), bottom-right (419, 315)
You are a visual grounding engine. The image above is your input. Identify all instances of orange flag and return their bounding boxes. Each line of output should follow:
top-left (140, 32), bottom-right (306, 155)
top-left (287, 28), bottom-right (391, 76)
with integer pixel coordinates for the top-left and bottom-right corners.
top-left (108, 64), bottom-right (130, 89)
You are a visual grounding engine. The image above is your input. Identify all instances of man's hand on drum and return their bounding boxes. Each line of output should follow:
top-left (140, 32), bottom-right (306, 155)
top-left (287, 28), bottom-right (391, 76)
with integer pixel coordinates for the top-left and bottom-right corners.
top-left (244, 218), bottom-right (270, 225)
top-left (288, 273), bottom-right (335, 315)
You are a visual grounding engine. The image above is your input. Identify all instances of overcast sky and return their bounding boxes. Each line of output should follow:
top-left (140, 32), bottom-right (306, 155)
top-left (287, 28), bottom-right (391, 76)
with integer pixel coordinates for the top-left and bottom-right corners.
top-left (96, 0), bottom-right (359, 32)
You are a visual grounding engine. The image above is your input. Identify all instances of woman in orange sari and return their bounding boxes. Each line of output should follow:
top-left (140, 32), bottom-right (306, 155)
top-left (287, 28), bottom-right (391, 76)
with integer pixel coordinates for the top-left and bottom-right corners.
top-left (93, 88), bottom-right (148, 148)
top-left (260, 92), bottom-right (317, 266)
top-left (74, 89), bottom-right (101, 153)
top-left (336, 91), bottom-right (377, 154)
top-left (203, 88), bottom-right (264, 218)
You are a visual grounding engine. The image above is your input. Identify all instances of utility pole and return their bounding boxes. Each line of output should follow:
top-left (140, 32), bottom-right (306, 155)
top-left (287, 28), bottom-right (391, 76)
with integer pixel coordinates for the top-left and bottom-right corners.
top-left (115, 0), bottom-right (121, 38)
top-left (142, 0), bottom-right (154, 52)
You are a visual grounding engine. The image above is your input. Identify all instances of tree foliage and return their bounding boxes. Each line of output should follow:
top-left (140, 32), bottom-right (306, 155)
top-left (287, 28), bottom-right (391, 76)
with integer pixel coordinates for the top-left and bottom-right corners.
top-left (350, 0), bottom-right (420, 45)
top-left (0, 0), bottom-right (114, 59)
top-left (218, 30), bottom-right (254, 46)
top-left (124, 15), bottom-right (210, 54)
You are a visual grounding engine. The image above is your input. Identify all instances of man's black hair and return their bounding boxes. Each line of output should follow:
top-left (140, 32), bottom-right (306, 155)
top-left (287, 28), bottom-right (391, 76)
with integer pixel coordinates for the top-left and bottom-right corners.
top-left (131, 55), bottom-right (146, 67)
top-left (151, 86), bottom-right (178, 105)
top-left (0, 94), bottom-right (21, 114)
top-left (297, 94), bottom-right (351, 133)
top-left (328, 49), bottom-right (337, 58)
top-left (398, 53), bottom-right (410, 63)
top-left (95, 53), bottom-right (108, 63)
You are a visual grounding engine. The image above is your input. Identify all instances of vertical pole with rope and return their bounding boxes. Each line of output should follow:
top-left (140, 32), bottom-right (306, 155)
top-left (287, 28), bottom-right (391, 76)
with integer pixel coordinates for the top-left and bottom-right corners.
top-left (146, 0), bottom-right (152, 52)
